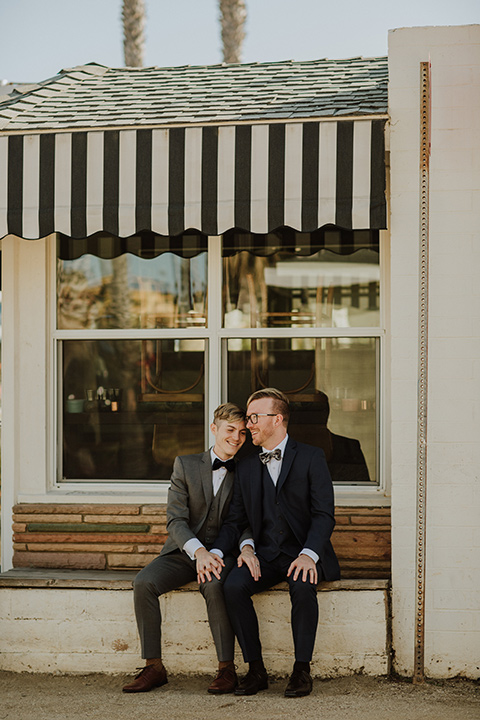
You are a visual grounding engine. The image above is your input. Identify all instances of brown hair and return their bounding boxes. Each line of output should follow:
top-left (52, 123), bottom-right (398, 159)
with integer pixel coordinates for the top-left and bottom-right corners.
top-left (246, 388), bottom-right (290, 425)
top-left (213, 402), bottom-right (246, 425)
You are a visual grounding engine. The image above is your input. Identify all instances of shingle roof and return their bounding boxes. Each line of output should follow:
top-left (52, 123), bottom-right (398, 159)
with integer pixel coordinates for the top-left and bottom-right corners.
top-left (0, 57), bottom-right (388, 132)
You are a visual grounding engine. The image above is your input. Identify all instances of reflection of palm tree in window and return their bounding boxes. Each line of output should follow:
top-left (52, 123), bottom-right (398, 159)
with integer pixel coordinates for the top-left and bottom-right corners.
top-left (110, 255), bottom-right (132, 329)
top-left (228, 252), bottom-right (269, 327)
top-left (57, 263), bottom-right (100, 329)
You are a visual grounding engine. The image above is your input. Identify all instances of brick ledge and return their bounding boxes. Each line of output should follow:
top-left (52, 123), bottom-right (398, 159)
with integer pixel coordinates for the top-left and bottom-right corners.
top-left (0, 568), bottom-right (389, 592)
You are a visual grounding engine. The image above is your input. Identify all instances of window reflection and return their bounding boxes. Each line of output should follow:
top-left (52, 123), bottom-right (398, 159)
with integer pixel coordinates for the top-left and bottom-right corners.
top-left (223, 228), bottom-right (379, 329)
top-left (226, 337), bottom-right (377, 484)
top-left (57, 233), bottom-right (207, 330)
top-left (62, 339), bottom-right (205, 480)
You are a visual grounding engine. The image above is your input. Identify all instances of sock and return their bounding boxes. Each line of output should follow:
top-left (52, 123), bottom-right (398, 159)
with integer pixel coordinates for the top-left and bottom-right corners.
top-left (294, 660), bottom-right (310, 673)
top-left (249, 659), bottom-right (266, 674)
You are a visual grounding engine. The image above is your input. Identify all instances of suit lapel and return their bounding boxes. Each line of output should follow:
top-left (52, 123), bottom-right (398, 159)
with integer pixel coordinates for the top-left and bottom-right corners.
top-left (248, 453), bottom-right (264, 532)
top-left (250, 453), bottom-right (263, 494)
top-left (217, 464), bottom-right (235, 512)
top-left (276, 437), bottom-right (297, 493)
top-left (200, 450), bottom-right (213, 506)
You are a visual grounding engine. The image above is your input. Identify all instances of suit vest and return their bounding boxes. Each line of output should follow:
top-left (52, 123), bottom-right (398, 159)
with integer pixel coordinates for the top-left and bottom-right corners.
top-left (256, 464), bottom-right (300, 561)
top-left (196, 475), bottom-right (231, 550)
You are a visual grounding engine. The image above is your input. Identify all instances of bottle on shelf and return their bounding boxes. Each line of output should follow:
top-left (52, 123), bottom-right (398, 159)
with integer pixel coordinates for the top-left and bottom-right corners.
top-left (84, 389), bottom-right (97, 412)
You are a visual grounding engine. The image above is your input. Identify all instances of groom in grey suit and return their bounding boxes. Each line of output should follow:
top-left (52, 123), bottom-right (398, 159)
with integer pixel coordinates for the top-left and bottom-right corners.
top-left (123, 403), bottom-right (246, 695)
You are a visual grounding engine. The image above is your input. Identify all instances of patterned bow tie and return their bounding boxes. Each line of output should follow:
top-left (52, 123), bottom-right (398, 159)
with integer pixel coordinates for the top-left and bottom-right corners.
top-left (259, 449), bottom-right (282, 464)
top-left (212, 458), bottom-right (235, 473)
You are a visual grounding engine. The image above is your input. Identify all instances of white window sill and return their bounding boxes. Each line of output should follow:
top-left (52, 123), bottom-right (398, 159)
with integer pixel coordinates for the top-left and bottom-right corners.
top-left (18, 483), bottom-right (390, 507)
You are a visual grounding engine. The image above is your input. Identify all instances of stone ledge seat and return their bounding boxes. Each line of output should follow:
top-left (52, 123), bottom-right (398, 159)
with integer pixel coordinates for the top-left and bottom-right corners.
top-left (0, 569), bottom-right (390, 677)
top-left (0, 568), bottom-right (388, 592)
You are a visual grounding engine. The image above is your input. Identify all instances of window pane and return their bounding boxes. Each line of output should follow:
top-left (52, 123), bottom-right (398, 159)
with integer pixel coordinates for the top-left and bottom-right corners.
top-left (223, 229), bottom-right (379, 329)
top-left (226, 337), bottom-right (377, 484)
top-left (57, 237), bottom-right (207, 329)
top-left (61, 339), bottom-right (205, 481)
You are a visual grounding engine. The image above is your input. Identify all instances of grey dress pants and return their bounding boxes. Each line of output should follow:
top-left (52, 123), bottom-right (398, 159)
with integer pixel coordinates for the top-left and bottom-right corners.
top-left (133, 550), bottom-right (235, 662)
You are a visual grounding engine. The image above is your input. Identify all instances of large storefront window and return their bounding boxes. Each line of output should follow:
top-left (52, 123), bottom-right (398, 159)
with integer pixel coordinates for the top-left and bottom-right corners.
top-left (55, 228), bottom-right (382, 486)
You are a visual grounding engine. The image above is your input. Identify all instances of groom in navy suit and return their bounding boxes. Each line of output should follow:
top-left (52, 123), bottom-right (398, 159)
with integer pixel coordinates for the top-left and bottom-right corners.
top-left (206, 388), bottom-right (340, 698)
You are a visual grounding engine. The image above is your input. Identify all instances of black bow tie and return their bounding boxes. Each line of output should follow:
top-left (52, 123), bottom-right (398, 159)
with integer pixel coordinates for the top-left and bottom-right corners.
top-left (259, 449), bottom-right (282, 464)
top-left (212, 458), bottom-right (235, 473)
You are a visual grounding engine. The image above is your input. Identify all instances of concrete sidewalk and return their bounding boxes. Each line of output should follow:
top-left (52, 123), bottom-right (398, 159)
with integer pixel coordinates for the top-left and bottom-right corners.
top-left (0, 672), bottom-right (478, 720)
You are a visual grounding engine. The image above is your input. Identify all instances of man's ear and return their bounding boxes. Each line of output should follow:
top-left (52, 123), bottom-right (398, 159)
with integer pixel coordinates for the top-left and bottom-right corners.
top-left (210, 422), bottom-right (217, 436)
top-left (274, 414), bottom-right (284, 427)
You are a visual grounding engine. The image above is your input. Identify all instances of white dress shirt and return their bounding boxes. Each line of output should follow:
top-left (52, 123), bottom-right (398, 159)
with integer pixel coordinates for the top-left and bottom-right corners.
top-left (261, 434), bottom-right (289, 484)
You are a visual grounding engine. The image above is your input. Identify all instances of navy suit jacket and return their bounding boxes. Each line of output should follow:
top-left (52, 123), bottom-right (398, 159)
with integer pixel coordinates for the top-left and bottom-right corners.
top-left (213, 437), bottom-right (341, 581)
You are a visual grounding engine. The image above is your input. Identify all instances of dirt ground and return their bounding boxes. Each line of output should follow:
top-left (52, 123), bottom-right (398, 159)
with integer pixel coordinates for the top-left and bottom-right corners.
top-left (0, 672), bottom-right (478, 720)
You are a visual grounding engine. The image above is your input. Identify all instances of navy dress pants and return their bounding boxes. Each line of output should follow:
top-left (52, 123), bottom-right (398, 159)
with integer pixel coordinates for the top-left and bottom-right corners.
top-left (223, 551), bottom-right (322, 663)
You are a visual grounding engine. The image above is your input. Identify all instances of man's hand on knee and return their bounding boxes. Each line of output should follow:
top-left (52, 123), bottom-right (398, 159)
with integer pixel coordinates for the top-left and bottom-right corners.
top-left (195, 548), bottom-right (224, 583)
top-left (287, 553), bottom-right (318, 584)
top-left (237, 545), bottom-right (261, 581)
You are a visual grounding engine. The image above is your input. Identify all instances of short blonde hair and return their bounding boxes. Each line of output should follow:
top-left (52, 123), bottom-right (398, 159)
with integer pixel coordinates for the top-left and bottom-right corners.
top-left (246, 388), bottom-right (290, 425)
top-left (213, 402), bottom-right (245, 425)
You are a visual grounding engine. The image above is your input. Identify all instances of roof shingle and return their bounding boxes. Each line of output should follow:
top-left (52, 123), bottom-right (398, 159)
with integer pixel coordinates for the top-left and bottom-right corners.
top-left (0, 57), bottom-right (388, 132)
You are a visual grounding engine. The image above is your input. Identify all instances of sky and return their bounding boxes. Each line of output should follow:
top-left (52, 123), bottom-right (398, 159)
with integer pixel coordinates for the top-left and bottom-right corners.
top-left (0, 0), bottom-right (478, 83)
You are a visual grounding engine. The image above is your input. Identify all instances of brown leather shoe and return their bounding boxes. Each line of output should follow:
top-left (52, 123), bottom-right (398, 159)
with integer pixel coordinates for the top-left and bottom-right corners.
top-left (122, 664), bottom-right (168, 693)
top-left (207, 663), bottom-right (238, 694)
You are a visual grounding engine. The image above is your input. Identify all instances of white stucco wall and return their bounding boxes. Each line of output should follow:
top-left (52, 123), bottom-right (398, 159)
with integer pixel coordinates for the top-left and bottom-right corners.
top-left (0, 583), bottom-right (389, 676)
top-left (389, 25), bottom-right (480, 678)
top-left (1, 235), bottom-right (49, 570)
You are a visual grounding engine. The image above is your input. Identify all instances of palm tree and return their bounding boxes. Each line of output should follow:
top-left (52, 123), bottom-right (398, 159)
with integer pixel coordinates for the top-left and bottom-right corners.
top-left (122, 0), bottom-right (146, 67)
top-left (109, 1), bottom-right (147, 331)
top-left (219, 0), bottom-right (247, 64)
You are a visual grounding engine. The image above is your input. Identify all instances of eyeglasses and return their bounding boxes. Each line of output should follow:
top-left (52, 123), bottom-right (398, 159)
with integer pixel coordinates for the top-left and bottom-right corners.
top-left (245, 413), bottom-right (277, 424)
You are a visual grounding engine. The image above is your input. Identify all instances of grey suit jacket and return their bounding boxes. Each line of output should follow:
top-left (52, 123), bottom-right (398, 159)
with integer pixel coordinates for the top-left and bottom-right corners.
top-left (160, 450), bottom-right (236, 556)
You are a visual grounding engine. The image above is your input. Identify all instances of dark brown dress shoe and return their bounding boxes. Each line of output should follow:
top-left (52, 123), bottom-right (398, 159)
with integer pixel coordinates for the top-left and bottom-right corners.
top-left (122, 664), bottom-right (168, 693)
top-left (207, 663), bottom-right (238, 694)
top-left (284, 669), bottom-right (313, 697)
top-left (234, 668), bottom-right (268, 696)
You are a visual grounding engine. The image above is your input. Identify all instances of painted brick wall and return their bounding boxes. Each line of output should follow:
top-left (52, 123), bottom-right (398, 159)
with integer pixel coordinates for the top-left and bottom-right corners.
top-left (12, 503), bottom-right (390, 578)
top-left (389, 25), bottom-right (480, 678)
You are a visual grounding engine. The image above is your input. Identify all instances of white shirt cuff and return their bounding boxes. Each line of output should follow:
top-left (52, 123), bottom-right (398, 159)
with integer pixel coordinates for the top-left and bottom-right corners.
top-left (240, 539), bottom-right (255, 552)
top-left (209, 548), bottom-right (223, 558)
top-left (183, 538), bottom-right (204, 561)
top-left (300, 548), bottom-right (319, 564)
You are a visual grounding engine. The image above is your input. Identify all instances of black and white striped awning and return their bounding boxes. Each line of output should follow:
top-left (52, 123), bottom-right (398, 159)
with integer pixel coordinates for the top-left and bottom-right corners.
top-left (0, 119), bottom-right (386, 240)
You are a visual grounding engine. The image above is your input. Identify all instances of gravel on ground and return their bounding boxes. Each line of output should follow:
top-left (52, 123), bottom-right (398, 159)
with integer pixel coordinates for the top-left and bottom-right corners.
top-left (0, 671), bottom-right (478, 720)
